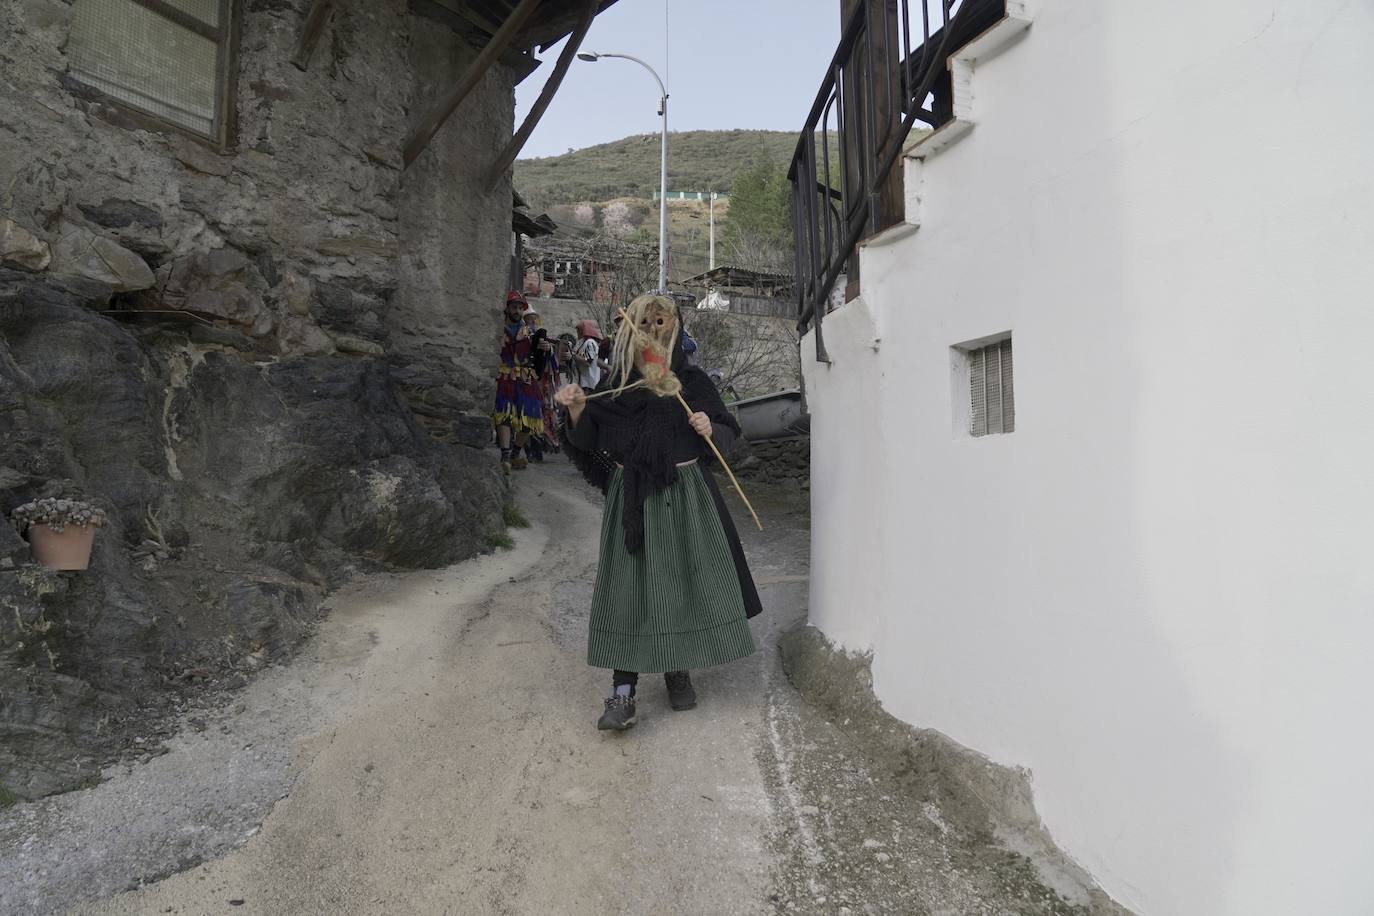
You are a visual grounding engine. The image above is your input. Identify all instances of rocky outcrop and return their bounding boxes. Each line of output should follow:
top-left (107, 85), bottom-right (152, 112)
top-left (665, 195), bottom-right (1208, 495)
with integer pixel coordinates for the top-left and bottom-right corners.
top-left (157, 248), bottom-right (273, 335)
top-left (0, 298), bottom-right (504, 800)
top-left (0, 0), bottom-right (520, 803)
top-left (0, 217), bottom-right (51, 271)
top-left (47, 222), bottom-right (155, 299)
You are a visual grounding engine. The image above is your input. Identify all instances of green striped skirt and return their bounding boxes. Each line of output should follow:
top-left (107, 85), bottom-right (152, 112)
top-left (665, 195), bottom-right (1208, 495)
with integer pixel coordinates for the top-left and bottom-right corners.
top-left (587, 464), bottom-right (756, 673)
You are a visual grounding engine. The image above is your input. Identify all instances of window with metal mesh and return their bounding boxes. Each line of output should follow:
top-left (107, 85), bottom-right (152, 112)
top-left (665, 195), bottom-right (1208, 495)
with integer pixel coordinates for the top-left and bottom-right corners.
top-left (161, 0), bottom-right (221, 26)
top-left (969, 337), bottom-right (1014, 437)
top-left (68, 0), bottom-right (229, 140)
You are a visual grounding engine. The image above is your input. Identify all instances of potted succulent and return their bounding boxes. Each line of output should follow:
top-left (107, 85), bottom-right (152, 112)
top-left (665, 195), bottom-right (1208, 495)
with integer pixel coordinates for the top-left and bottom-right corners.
top-left (9, 498), bottom-right (108, 571)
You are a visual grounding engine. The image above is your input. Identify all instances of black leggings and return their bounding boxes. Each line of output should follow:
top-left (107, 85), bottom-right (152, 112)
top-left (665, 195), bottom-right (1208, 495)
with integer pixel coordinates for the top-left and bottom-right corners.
top-left (614, 670), bottom-right (689, 687)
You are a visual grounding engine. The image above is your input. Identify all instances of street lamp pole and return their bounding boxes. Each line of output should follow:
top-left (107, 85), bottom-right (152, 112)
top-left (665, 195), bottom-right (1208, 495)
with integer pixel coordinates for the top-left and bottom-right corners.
top-left (578, 51), bottom-right (669, 292)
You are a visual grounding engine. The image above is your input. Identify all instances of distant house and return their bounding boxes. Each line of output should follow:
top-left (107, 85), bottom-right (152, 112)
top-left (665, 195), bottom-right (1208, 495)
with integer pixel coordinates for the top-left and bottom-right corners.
top-left (522, 246), bottom-right (619, 302)
top-left (651, 190), bottom-right (728, 202)
top-left (511, 190), bottom-right (557, 289)
top-left (790, 2), bottom-right (1374, 915)
top-left (682, 265), bottom-right (795, 318)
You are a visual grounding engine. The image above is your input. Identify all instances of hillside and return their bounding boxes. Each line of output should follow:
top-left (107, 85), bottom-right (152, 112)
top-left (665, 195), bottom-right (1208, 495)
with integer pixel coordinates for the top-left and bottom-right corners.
top-left (514, 129), bottom-right (798, 207)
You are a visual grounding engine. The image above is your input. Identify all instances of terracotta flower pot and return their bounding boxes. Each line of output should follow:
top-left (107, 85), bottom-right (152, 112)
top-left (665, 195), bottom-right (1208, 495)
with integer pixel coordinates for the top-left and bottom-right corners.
top-left (27, 523), bottom-right (97, 571)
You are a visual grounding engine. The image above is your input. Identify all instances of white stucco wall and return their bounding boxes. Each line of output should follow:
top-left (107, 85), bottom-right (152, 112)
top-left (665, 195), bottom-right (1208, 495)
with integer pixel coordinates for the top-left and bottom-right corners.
top-left (802, 2), bottom-right (1374, 914)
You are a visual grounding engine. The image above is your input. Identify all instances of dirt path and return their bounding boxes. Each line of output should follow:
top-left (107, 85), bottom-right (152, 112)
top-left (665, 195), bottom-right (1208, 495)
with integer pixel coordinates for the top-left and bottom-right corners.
top-left (4, 462), bottom-right (1096, 916)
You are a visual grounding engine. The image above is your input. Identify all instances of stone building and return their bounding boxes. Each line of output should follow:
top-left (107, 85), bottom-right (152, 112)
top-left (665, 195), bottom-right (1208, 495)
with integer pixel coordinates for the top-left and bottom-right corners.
top-left (0, 0), bottom-right (611, 801)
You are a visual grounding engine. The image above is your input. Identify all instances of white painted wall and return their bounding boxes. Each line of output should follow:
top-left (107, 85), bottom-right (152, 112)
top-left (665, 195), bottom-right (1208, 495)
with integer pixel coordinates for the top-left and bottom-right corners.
top-left (802, 2), bottom-right (1374, 914)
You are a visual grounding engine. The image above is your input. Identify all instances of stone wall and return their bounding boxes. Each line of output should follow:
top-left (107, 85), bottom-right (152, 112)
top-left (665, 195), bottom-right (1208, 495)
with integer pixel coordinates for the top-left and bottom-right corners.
top-left (0, 0), bottom-right (517, 799)
top-left (736, 436), bottom-right (810, 490)
top-left (395, 14), bottom-right (517, 446)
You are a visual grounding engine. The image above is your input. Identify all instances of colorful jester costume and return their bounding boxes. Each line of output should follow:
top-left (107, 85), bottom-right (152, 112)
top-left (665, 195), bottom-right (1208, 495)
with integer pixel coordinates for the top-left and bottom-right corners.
top-left (492, 294), bottom-right (545, 440)
top-left (525, 310), bottom-right (562, 450)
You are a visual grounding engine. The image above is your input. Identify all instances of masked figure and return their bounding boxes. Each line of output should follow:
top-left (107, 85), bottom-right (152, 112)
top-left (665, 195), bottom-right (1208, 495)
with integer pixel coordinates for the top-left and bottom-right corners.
top-left (555, 294), bottom-right (762, 731)
top-left (492, 290), bottom-right (544, 471)
top-left (521, 307), bottom-right (560, 459)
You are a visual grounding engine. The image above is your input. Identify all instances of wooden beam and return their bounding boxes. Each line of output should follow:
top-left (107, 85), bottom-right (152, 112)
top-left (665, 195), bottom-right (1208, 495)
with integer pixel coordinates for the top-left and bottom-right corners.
top-left (484, 0), bottom-right (596, 191)
top-left (408, 1), bottom-right (540, 79)
top-left (291, 0), bottom-right (336, 71)
top-left (524, 0), bottom-right (618, 50)
top-left (434, 0), bottom-right (505, 36)
top-left (402, 0), bottom-right (543, 168)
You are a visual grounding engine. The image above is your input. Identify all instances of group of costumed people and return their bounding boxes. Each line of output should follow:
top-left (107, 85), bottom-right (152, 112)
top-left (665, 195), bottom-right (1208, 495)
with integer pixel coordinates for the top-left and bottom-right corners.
top-left (493, 290), bottom-right (761, 731)
top-left (492, 290), bottom-right (564, 471)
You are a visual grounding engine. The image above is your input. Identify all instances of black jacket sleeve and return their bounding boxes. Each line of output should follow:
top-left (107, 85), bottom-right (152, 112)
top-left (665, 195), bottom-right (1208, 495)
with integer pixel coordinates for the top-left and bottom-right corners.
top-left (709, 422), bottom-right (738, 454)
top-left (561, 406), bottom-right (616, 495)
top-left (530, 329), bottom-right (549, 375)
top-left (681, 367), bottom-right (741, 461)
top-left (567, 404), bottom-right (601, 452)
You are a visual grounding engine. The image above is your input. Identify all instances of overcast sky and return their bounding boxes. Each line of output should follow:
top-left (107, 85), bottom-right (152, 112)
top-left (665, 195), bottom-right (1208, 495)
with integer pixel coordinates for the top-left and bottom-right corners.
top-left (514, 0), bottom-right (841, 160)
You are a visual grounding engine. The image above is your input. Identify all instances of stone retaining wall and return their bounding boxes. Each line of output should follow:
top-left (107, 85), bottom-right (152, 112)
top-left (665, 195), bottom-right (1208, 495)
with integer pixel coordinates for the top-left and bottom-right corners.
top-left (737, 436), bottom-right (810, 490)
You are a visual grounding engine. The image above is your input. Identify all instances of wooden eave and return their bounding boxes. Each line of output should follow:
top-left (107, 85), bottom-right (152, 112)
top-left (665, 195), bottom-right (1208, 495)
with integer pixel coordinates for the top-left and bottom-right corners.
top-left (409, 0), bottom-right (621, 61)
top-left (402, 0), bottom-right (614, 167)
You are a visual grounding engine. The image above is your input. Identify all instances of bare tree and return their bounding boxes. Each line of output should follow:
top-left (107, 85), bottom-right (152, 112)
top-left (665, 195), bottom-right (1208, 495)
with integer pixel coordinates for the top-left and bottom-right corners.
top-left (724, 232), bottom-right (792, 275)
top-left (686, 310), bottom-right (801, 400)
top-left (526, 230), bottom-right (659, 319)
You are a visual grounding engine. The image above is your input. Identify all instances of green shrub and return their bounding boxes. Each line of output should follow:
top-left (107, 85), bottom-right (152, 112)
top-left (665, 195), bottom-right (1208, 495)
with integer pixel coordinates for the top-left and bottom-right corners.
top-left (503, 503), bottom-right (530, 529)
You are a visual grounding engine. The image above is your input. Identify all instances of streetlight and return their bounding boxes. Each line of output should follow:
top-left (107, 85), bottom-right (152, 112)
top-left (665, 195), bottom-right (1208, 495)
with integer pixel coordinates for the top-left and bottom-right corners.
top-left (577, 51), bottom-right (669, 292)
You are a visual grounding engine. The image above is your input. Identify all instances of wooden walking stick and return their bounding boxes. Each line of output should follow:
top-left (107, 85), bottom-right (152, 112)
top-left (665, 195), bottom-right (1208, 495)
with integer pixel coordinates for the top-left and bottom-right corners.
top-left (616, 307), bottom-right (763, 531)
top-left (674, 390), bottom-right (763, 531)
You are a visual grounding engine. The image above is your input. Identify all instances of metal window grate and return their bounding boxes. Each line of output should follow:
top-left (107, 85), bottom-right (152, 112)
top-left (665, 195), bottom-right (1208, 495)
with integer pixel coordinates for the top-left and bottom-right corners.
top-left (969, 338), bottom-right (1015, 436)
top-left (162, 0), bottom-right (220, 26)
top-left (68, 0), bottom-right (229, 139)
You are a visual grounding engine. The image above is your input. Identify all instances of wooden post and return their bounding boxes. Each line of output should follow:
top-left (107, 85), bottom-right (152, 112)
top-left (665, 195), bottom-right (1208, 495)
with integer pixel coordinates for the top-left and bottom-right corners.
top-left (837, 0), bottom-right (905, 303)
top-left (870, 0), bottom-right (905, 234)
top-left (839, 0), bottom-right (863, 303)
top-left (403, 0), bottom-right (543, 169)
top-left (291, 0), bottom-right (336, 71)
top-left (484, 0), bottom-right (598, 191)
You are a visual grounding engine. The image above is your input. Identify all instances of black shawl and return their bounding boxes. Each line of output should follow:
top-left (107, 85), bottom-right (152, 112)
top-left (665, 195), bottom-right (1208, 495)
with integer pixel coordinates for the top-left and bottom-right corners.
top-left (562, 317), bottom-right (741, 554)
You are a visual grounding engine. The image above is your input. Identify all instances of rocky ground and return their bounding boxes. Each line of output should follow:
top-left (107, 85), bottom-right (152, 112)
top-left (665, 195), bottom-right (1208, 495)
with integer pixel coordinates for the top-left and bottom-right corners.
top-left (2, 463), bottom-right (1108, 916)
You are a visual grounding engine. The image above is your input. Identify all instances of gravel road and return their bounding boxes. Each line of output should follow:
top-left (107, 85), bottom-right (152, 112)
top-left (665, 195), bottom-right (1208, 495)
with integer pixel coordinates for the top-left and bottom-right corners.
top-left (3, 462), bottom-right (1097, 916)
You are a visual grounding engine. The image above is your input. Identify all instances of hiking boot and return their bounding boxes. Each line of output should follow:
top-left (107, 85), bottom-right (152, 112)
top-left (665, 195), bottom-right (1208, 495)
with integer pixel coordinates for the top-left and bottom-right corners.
top-left (500, 459), bottom-right (512, 475)
top-left (664, 671), bottom-right (697, 711)
top-left (511, 456), bottom-right (529, 470)
top-left (597, 695), bottom-right (637, 731)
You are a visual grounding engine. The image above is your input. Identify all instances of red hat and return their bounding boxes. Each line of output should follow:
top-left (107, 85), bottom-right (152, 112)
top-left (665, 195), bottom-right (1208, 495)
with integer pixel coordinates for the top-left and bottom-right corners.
top-left (575, 319), bottom-right (603, 339)
top-left (506, 290), bottom-right (528, 306)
